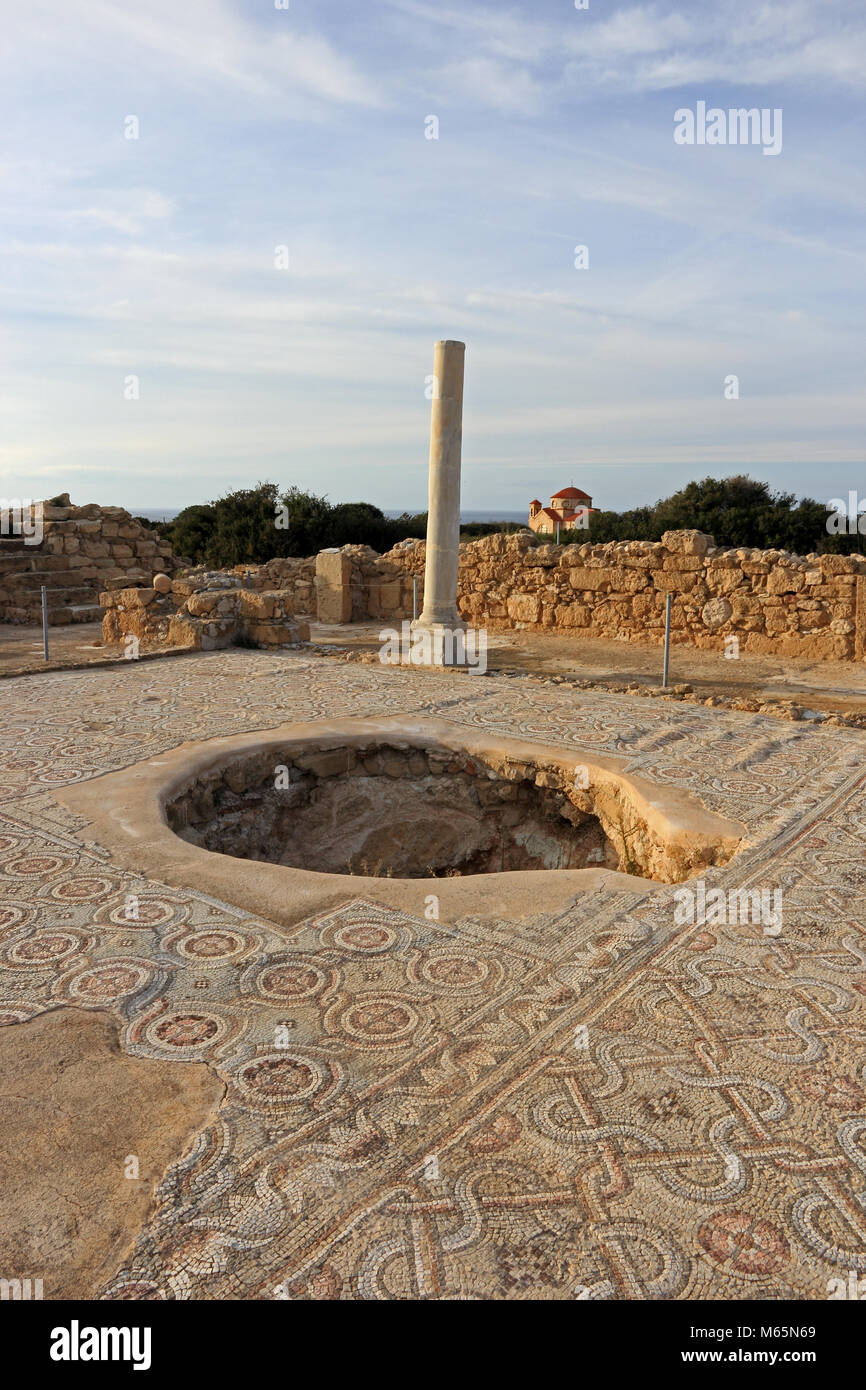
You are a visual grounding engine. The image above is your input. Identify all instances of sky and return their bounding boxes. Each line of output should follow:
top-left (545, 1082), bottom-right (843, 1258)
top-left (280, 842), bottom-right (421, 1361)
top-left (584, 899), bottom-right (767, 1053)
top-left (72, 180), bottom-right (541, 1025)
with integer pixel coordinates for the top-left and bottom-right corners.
top-left (1, 0), bottom-right (864, 515)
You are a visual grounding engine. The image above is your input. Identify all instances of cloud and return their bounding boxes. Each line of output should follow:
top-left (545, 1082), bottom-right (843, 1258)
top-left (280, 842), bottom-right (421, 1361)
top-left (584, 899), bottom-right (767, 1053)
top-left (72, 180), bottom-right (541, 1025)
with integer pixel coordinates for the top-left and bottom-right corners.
top-left (1, 0), bottom-right (383, 111)
top-left (440, 56), bottom-right (546, 115)
top-left (64, 190), bottom-right (175, 236)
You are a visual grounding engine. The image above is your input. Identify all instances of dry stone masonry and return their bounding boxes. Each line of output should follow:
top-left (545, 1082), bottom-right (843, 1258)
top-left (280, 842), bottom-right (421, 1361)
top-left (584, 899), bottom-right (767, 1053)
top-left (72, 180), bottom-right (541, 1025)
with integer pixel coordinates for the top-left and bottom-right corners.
top-left (335, 529), bottom-right (866, 662)
top-left (0, 495), bottom-right (180, 625)
top-left (101, 569), bottom-right (310, 651)
top-left (21, 501), bottom-right (857, 666)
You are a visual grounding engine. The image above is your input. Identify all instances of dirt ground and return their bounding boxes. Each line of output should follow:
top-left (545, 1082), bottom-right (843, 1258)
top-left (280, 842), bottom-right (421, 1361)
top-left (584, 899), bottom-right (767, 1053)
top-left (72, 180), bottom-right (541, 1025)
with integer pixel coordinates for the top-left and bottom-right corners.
top-left (2, 619), bottom-right (866, 721)
top-left (313, 622), bottom-right (866, 720)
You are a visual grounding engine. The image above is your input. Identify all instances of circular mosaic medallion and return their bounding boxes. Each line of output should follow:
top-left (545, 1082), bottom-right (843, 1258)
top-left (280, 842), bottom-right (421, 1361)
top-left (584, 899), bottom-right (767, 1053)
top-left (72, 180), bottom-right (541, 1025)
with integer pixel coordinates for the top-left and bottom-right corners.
top-left (104, 896), bottom-right (185, 930)
top-left (7, 931), bottom-right (83, 967)
top-left (340, 995), bottom-right (420, 1046)
top-left (49, 876), bottom-right (115, 903)
top-left (66, 962), bottom-right (152, 1004)
top-left (236, 1052), bottom-right (328, 1106)
top-left (332, 921), bottom-right (399, 955)
top-left (5, 854), bottom-right (73, 878)
top-left (256, 960), bottom-right (327, 1002)
top-left (420, 953), bottom-right (490, 991)
top-left (144, 1011), bottom-right (227, 1052)
top-left (0, 902), bottom-right (33, 932)
top-left (174, 930), bottom-right (249, 963)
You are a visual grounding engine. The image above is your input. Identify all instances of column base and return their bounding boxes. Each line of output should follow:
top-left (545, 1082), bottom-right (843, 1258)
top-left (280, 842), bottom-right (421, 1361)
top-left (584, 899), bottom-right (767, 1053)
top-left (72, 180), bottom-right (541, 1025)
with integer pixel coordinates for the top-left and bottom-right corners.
top-left (409, 618), bottom-right (473, 668)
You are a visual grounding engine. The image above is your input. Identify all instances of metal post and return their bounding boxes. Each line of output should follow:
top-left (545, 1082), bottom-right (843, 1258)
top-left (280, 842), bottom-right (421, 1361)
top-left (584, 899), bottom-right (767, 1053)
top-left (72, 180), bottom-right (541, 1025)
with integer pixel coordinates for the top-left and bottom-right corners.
top-left (41, 585), bottom-right (49, 661)
top-left (412, 575), bottom-right (419, 622)
top-left (556, 522), bottom-right (561, 544)
top-left (662, 592), bottom-right (672, 688)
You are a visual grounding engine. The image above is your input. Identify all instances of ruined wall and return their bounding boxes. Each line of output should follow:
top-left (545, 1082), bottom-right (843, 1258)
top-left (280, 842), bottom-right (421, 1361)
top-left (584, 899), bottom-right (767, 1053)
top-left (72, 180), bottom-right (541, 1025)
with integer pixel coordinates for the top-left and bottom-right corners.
top-left (346, 530), bottom-right (866, 662)
top-left (0, 496), bottom-right (181, 624)
top-left (97, 525), bottom-right (866, 663)
top-left (100, 569), bottom-right (310, 651)
top-left (247, 555), bottom-right (316, 614)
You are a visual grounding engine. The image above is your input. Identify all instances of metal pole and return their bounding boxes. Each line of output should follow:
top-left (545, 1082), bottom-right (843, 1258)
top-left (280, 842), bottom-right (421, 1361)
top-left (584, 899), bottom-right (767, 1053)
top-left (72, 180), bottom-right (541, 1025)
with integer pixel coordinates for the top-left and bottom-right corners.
top-left (662, 592), bottom-right (672, 688)
top-left (412, 575), bottom-right (419, 622)
top-left (41, 585), bottom-right (49, 661)
top-left (556, 522), bottom-right (560, 544)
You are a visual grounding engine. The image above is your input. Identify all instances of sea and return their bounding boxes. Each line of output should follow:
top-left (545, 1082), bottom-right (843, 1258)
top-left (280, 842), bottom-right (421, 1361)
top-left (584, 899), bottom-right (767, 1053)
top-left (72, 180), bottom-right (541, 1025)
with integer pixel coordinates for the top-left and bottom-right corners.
top-left (137, 509), bottom-right (528, 524)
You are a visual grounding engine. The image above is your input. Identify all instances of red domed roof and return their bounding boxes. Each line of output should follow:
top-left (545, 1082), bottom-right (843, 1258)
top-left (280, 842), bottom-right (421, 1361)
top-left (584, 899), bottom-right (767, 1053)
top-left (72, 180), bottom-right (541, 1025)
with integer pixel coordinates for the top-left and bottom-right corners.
top-left (552, 486), bottom-right (591, 500)
top-left (529, 498), bottom-right (541, 506)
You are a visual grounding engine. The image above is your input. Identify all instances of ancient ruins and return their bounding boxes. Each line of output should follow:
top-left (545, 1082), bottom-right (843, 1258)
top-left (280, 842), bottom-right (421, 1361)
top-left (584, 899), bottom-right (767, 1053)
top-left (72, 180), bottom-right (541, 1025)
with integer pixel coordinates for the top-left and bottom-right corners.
top-left (2, 351), bottom-right (865, 1309)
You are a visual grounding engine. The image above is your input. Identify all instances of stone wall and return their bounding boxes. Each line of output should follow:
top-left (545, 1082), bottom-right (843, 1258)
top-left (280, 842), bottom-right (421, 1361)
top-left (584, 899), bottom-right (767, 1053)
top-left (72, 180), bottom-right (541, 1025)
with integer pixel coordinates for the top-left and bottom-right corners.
top-left (245, 555), bottom-right (316, 615)
top-left (100, 569), bottom-right (309, 651)
top-left (95, 525), bottom-right (866, 664)
top-left (0, 496), bottom-right (181, 625)
top-left (332, 530), bottom-right (866, 662)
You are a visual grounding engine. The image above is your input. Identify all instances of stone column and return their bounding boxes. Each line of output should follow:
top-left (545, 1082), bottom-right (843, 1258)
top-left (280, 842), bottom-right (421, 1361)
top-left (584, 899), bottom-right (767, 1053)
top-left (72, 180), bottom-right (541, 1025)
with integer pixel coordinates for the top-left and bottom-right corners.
top-left (414, 339), bottom-right (465, 632)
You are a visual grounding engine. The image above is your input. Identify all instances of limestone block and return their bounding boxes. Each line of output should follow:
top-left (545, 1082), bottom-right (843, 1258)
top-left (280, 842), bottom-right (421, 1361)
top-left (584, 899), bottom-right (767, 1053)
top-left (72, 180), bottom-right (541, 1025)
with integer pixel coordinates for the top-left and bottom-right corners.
top-left (856, 576), bottom-right (866, 660)
top-left (820, 555), bottom-right (858, 575)
top-left (316, 550), bottom-right (352, 623)
top-left (701, 598), bottom-right (732, 630)
top-left (186, 591), bottom-right (221, 616)
top-left (239, 590), bottom-right (275, 619)
top-left (368, 580), bottom-right (402, 617)
top-left (242, 621), bottom-right (291, 645)
top-left (764, 608), bottom-right (791, 636)
top-left (506, 593), bottom-right (542, 623)
top-left (651, 569), bottom-right (698, 593)
top-left (152, 573), bottom-right (172, 594)
top-left (118, 587), bottom-right (155, 609)
top-left (705, 566), bottom-right (744, 594)
top-left (568, 567), bottom-right (611, 591)
top-left (606, 566), bottom-right (650, 592)
top-left (662, 555), bottom-right (704, 572)
top-left (167, 616), bottom-right (202, 648)
top-left (661, 529), bottom-right (713, 556)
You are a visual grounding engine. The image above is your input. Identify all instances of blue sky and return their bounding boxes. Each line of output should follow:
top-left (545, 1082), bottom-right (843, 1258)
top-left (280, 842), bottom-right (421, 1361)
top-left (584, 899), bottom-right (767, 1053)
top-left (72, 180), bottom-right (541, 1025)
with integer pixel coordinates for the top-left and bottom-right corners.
top-left (1, 0), bottom-right (864, 514)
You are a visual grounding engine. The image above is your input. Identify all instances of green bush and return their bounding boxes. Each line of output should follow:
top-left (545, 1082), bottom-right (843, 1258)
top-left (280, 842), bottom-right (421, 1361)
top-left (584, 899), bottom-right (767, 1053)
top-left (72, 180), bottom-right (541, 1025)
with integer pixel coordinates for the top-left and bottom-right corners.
top-left (162, 483), bottom-right (427, 565)
top-left (157, 474), bottom-right (865, 565)
top-left (582, 476), bottom-right (863, 554)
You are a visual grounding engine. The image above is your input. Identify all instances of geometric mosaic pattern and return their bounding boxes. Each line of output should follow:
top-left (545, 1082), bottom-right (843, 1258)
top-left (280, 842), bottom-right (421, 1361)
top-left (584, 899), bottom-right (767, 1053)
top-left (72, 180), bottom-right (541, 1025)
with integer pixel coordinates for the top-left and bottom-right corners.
top-left (1, 650), bottom-right (865, 1298)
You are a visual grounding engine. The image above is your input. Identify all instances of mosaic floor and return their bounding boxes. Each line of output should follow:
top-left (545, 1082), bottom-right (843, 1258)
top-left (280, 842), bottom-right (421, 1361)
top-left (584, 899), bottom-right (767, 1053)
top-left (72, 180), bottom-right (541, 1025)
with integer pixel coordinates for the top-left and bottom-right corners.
top-left (1, 650), bottom-right (865, 1300)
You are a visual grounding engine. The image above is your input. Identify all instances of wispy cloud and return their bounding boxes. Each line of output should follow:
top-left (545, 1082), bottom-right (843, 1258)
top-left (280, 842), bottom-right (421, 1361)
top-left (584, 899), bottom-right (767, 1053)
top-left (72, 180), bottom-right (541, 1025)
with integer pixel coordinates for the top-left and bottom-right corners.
top-left (1, 0), bottom-right (863, 511)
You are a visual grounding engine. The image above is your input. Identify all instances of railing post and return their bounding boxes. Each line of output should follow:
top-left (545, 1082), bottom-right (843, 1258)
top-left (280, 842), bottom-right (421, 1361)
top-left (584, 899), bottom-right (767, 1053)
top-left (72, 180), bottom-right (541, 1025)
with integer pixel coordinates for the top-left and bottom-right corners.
top-left (662, 592), bottom-right (672, 688)
top-left (41, 585), bottom-right (49, 661)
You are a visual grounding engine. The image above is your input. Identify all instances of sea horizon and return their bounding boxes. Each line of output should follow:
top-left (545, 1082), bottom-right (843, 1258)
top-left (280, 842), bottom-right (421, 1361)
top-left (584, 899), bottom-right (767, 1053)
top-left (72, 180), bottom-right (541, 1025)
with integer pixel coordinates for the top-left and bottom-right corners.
top-left (136, 508), bottom-right (530, 525)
